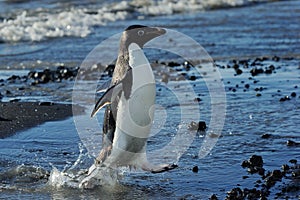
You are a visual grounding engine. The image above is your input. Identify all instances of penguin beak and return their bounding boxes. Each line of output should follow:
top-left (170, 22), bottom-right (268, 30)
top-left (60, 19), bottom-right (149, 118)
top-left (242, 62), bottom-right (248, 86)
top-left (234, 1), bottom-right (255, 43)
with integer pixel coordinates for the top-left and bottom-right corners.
top-left (147, 27), bottom-right (166, 36)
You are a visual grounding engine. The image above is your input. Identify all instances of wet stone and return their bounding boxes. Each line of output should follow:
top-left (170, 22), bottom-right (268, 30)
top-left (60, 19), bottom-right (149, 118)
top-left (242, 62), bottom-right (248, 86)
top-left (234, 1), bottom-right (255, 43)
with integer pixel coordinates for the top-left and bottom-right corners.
top-left (272, 55), bottom-right (280, 62)
top-left (286, 140), bottom-right (299, 146)
top-left (192, 166), bottom-right (199, 173)
top-left (242, 155), bottom-right (264, 174)
top-left (291, 92), bottom-right (296, 97)
top-left (250, 67), bottom-right (264, 76)
top-left (289, 159), bottom-right (297, 164)
top-left (249, 155), bottom-right (263, 167)
top-left (167, 61), bottom-right (181, 67)
top-left (38, 102), bottom-right (54, 106)
top-left (7, 75), bottom-right (20, 81)
top-left (279, 96), bottom-right (291, 102)
top-left (225, 187), bottom-right (243, 200)
top-left (194, 97), bottom-right (201, 102)
top-left (188, 121), bottom-right (207, 132)
top-left (209, 194), bottom-right (218, 200)
top-left (261, 133), bottom-right (272, 139)
top-left (281, 164), bottom-right (290, 172)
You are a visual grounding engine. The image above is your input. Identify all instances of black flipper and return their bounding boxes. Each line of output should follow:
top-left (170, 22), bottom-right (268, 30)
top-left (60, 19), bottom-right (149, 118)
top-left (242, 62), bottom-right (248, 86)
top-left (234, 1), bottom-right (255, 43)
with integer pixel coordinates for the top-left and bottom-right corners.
top-left (91, 83), bottom-right (122, 117)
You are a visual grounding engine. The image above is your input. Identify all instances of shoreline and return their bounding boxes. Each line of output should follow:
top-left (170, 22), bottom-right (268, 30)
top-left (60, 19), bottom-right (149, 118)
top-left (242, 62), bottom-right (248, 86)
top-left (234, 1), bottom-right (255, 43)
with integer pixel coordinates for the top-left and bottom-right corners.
top-left (0, 101), bottom-right (84, 139)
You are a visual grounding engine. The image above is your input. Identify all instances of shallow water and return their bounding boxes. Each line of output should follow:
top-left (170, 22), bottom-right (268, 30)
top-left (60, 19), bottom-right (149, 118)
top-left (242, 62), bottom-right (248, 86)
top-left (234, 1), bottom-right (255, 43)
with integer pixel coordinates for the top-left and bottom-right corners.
top-left (1, 0), bottom-right (300, 199)
top-left (1, 57), bottom-right (299, 199)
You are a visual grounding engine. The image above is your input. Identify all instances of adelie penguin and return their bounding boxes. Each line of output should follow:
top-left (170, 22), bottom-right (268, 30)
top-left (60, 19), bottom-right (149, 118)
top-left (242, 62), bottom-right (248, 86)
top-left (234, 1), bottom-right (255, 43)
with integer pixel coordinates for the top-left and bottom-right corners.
top-left (79, 25), bottom-right (177, 188)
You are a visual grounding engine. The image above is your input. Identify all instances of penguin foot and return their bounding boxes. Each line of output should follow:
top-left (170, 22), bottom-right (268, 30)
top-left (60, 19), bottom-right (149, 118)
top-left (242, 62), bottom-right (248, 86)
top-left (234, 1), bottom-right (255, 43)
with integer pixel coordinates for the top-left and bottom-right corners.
top-left (79, 176), bottom-right (99, 189)
top-left (151, 163), bottom-right (178, 173)
top-left (142, 163), bottom-right (178, 173)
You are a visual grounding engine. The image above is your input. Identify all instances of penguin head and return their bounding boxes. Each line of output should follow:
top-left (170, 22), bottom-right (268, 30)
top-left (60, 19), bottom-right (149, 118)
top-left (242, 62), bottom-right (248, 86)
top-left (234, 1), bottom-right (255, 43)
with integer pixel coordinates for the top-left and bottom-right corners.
top-left (122, 25), bottom-right (166, 48)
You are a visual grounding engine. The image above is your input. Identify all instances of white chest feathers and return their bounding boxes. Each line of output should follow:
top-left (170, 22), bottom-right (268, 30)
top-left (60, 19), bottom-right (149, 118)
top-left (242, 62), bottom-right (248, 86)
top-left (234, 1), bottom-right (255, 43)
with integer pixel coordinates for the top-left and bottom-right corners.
top-left (116, 43), bottom-right (156, 140)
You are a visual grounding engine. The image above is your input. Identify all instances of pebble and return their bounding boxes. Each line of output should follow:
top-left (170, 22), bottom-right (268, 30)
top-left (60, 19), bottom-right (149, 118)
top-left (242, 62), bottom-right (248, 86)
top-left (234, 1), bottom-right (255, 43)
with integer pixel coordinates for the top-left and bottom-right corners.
top-left (38, 102), bottom-right (54, 106)
top-left (286, 140), bottom-right (300, 146)
top-left (192, 166), bottom-right (199, 173)
top-left (272, 55), bottom-right (280, 62)
top-left (290, 92), bottom-right (296, 97)
top-left (289, 159), bottom-right (297, 164)
top-left (194, 97), bottom-right (202, 102)
top-left (279, 96), bottom-right (291, 102)
top-left (209, 194), bottom-right (218, 200)
top-left (167, 61), bottom-right (181, 67)
top-left (189, 75), bottom-right (196, 81)
top-left (281, 164), bottom-right (290, 172)
top-left (235, 68), bottom-right (243, 75)
top-left (242, 155), bottom-right (264, 174)
top-left (188, 121), bottom-right (207, 132)
top-left (250, 67), bottom-right (264, 76)
top-left (261, 133), bottom-right (272, 139)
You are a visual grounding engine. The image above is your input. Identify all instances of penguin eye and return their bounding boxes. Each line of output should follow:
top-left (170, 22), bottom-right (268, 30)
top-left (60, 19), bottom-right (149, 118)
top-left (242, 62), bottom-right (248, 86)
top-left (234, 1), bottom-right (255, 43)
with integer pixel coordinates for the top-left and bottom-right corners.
top-left (137, 30), bottom-right (144, 36)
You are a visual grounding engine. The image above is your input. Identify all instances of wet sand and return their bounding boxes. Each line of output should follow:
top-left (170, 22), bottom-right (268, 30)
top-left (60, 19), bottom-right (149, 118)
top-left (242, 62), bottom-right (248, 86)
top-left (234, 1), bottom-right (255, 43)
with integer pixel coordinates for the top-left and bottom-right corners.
top-left (0, 102), bottom-right (84, 138)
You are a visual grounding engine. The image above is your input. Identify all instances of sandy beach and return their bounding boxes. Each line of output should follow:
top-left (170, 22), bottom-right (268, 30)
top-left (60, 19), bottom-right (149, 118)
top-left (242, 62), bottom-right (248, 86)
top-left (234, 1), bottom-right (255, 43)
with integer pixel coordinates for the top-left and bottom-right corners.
top-left (0, 102), bottom-right (84, 138)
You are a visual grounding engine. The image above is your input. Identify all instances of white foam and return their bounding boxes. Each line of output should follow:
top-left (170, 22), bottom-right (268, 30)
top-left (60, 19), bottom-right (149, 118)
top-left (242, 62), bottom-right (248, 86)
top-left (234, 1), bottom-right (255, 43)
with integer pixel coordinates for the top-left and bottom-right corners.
top-left (0, 0), bottom-right (273, 42)
top-left (0, 5), bottom-right (128, 42)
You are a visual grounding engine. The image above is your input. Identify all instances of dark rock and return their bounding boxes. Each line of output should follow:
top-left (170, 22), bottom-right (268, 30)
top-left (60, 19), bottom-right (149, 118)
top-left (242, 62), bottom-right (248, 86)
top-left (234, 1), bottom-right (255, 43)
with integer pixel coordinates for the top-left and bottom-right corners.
top-left (241, 160), bottom-right (250, 168)
top-left (10, 99), bottom-right (21, 102)
top-left (194, 97), bottom-right (201, 102)
top-left (183, 61), bottom-right (192, 70)
top-left (243, 155), bottom-right (264, 174)
top-left (7, 75), bottom-right (20, 81)
top-left (281, 164), bottom-right (290, 172)
top-left (192, 166), bottom-right (199, 173)
top-left (250, 68), bottom-right (264, 76)
top-left (198, 121), bottom-right (207, 131)
top-left (272, 56), bottom-right (280, 62)
top-left (225, 187), bottom-right (243, 200)
top-left (189, 75), bottom-right (196, 81)
top-left (256, 93), bottom-right (262, 97)
top-left (261, 133), bottom-right (271, 139)
top-left (268, 65), bottom-right (275, 71)
top-left (235, 68), bottom-right (243, 75)
top-left (249, 155), bottom-right (263, 167)
top-left (17, 87), bottom-right (25, 91)
top-left (0, 116), bottom-right (12, 121)
top-left (271, 170), bottom-right (283, 180)
top-left (209, 194), bottom-right (218, 200)
top-left (264, 69), bottom-right (272, 74)
top-left (167, 61), bottom-right (181, 67)
top-left (188, 121), bottom-right (207, 132)
top-left (289, 159), bottom-right (297, 164)
top-left (38, 102), bottom-right (54, 106)
top-left (279, 96), bottom-right (291, 102)
top-left (286, 140), bottom-right (299, 146)
top-left (244, 84), bottom-right (250, 89)
top-left (258, 168), bottom-right (265, 176)
top-left (291, 92), bottom-right (296, 97)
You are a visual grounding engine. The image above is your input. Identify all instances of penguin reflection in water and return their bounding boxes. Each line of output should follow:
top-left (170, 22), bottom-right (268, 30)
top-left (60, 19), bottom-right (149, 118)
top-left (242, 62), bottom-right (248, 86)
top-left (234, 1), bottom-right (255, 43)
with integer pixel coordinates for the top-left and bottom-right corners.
top-left (80, 25), bottom-right (177, 188)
